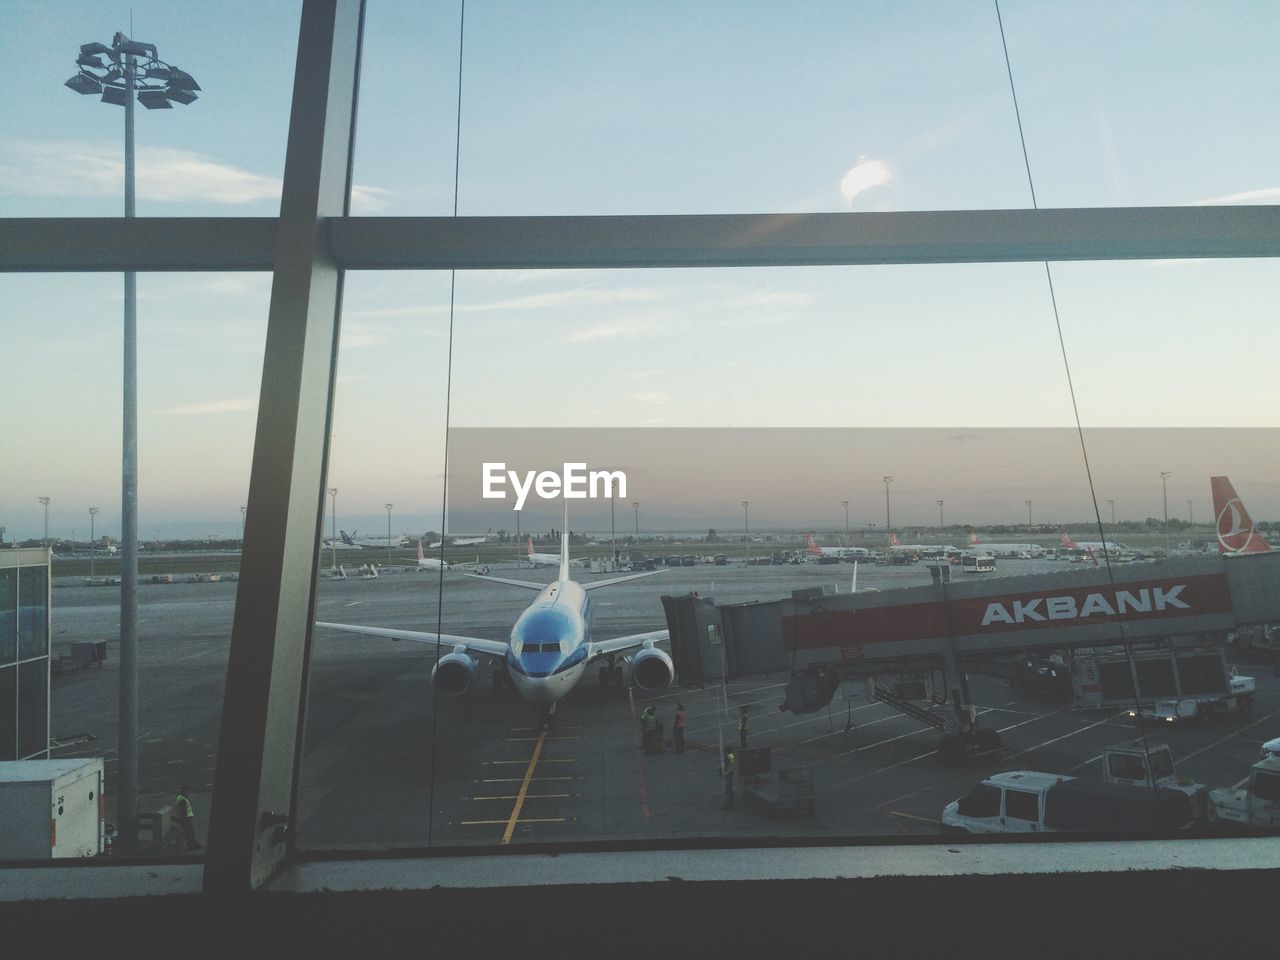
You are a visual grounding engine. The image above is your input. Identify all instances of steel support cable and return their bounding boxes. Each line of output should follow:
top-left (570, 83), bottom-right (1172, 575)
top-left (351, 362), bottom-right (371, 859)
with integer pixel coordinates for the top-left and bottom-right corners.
top-left (429, 0), bottom-right (468, 847)
top-left (993, 0), bottom-right (1157, 781)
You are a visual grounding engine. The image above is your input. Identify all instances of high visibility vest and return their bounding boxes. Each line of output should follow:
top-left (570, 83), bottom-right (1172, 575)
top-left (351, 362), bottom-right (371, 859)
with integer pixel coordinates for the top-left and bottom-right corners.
top-left (724, 755), bottom-right (735, 776)
top-left (176, 794), bottom-right (193, 819)
top-left (643, 711), bottom-right (657, 731)
top-left (739, 714), bottom-right (748, 732)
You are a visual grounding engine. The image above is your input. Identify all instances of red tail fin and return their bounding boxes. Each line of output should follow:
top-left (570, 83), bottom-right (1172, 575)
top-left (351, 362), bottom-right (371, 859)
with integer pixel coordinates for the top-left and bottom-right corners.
top-left (889, 531), bottom-right (901, 547)
top-left (1212, 476), bottom-right (1273, 554)
top-left (806, 532), bottom-right (821, 556)
top-left (968, 531), bottom-right (979, 545)
top-left (527, 536), bottom-right (535, 556)
top-left (1059, 529), bottom-right (1077, 550)
top-left (417, 539), bottom-right (424, 561)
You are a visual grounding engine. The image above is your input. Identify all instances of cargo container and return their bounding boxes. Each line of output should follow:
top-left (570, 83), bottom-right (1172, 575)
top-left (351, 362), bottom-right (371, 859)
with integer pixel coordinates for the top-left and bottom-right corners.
top-left (0, 758), bottom-right (104, 859)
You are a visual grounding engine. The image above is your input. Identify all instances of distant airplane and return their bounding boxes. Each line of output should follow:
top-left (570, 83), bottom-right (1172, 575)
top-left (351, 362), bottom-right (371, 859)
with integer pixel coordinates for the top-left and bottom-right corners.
top-left (338, 529), bottom-right (409, 550)
top-left (1212, 476), bottom-right (1273, 555)
top-left (805, 532), bottom-right (874, 559)
top-left (317, 504), bottom-right (673, 712)
top-left (526, 536), bottom-right (562, 567)
top-left (428, 528), bottom-right (493, 549)
top-left (408, 540), bottom-right (492, 575)
top-left (1059, 528), bottom-right (1122, 559)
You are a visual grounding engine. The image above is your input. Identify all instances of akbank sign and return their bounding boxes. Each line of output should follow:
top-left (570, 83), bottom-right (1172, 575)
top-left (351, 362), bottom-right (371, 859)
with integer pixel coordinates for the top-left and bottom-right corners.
top-left (482, 462), bottom-right (627, 511)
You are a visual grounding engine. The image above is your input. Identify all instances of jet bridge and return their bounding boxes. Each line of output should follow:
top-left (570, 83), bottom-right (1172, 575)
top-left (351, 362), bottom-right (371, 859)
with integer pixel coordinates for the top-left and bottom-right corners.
top-left (662, 552), bottom-right (1280, 756)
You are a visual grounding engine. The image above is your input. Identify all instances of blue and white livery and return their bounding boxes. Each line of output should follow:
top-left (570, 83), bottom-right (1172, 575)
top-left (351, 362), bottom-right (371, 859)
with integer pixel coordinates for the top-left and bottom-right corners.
top-left (316, 507), bottom-right (673, 709)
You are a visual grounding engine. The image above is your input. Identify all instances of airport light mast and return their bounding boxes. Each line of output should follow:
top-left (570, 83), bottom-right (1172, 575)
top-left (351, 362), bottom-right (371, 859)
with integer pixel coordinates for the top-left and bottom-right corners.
top-left (1161, 472), bottom-right (1172, 554)
top-left (38, 496), bottom-right (50, 546)
top-left (1025, 499), bottom-right (1033, 527)
top-left (936, 500), bottom-right (944, 530)
top-left (1108, 499), bottom-right (1116, 527)
top-left (328, 488), bottom-right (338, 570)
top-left (741, 501), bottom-right (749, 558)
top-left (841, 500), bottom-right (849, 544)
top-left (65, 32), bottom-right (199, 850)
top-left (632, 501), bottom-right (639, 538)
top-left (89, 507), bottom-right (98, 578)
top-left (240, 505), bottom-right (246, 546)
top-left (882, 476), bottom-right (893, 544)
top-left (385, 503), bottom-right (393, 563)
top-left (1187, 499), bottom-right (1193, 525)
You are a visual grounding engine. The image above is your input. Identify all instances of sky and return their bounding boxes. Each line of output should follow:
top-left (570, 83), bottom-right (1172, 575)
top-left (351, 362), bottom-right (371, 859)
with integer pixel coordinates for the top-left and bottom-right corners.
top-left (2, 1), bottom-right (1279, 540)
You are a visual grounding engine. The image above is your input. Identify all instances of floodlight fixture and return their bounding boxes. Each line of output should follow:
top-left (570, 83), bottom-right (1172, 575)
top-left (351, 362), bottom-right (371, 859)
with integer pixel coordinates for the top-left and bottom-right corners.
top-left (100, 85), bottom-right (128, 106)
top-left (77, 53), bottom-right (107, 69)
top-left (80, 41), bottom-right (111, 56)
top-left (165, 68), bottom-right (201, 91)
top-left (64, 72), bottom-right (102, 95)
top-left (137, 89), bottom-right (173, 109)
top-left (165, 88), bottom-right (198, 105)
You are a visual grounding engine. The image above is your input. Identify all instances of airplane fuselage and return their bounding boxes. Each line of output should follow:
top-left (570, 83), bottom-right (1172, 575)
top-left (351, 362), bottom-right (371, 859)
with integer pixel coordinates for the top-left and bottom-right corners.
top-left (505, 579), bottom-right (594, 704)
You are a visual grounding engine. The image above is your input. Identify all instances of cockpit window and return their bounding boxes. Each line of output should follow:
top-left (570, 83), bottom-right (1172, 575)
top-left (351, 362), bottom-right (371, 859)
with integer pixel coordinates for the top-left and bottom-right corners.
top-left (515, 608), bottom-right (573, 655)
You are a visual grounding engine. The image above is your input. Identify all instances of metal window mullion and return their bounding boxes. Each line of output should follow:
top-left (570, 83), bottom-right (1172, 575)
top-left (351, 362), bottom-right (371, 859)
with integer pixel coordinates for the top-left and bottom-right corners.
top-left (203, 0), bottom-right (363, 895)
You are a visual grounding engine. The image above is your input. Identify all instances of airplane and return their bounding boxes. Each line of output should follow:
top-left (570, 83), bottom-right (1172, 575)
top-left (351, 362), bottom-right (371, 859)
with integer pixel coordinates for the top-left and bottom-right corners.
top-left (1058, 529), bottom-right (1122, 559)
top-left (805, 532), bottom-right (874, 560)
top-left (407, 539), bottom-right (493, 575)
top-left (316, 504), bottom-right (674, 713)
top-left (525, 536), bottom-right (580, 568)
top-left (338, 529), bottom-right (409, 550)
top-left (1212, 475), bottom-right (1274, 555)
top-left (428, 528), bottom-right (493, 549)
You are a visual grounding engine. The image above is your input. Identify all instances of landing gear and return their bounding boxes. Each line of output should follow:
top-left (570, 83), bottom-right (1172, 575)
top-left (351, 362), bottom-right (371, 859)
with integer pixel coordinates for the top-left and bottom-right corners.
top-left (492, 668), bottom-right (512, 695)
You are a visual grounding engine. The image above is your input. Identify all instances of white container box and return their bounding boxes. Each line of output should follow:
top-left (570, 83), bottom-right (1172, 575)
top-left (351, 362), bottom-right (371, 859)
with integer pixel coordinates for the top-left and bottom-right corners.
top-left (0, 759), bottom-right (104, 859)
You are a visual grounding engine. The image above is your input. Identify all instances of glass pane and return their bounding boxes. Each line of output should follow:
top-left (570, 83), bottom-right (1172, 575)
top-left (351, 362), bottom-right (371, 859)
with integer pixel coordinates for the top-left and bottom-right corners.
top-left (0, 271), bottom-right (269, 858)
top-left (0, 569), bottom-right (15, 665)
top-left (18, 659), bottom-right (48, 759)
top-left (2, 1), bottom-right (302, 217)
top-left (18, 567), bottom-right (49, 661)
top-left (354, 1), bottom-right (1280, 216)
top-left (0, 665), bottom-right (14, 761)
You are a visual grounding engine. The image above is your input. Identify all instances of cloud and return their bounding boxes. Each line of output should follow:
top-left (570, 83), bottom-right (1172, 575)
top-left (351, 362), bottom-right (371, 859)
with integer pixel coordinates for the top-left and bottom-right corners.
top-left (839, 158), bottom-right (891, 205)
top-left (161, 398), bottom-right (257, 416)
top-left (563, 319), bottom-right (663, 343)
top-left (630, 391), bottom-right (669, 405)
top-left (1189, 186), bottom-right (1280, 205)
top-left (732, 292), bottom-right (816, 307)
top-left (0, 139), bottom-right (390, 210)
top-left (629, 368), bottom-right (666, 380)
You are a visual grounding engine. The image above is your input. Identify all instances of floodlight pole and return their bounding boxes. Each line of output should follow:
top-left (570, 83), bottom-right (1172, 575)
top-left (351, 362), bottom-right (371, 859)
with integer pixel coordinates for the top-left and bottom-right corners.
top-left (385, 503), bottom-right (393, 563)
top-left (328, 488), bottom-right (337, 569)
top-left (1161, 471), bottom-right (1172, 554)
top-left (89, 507), bottom-right (98, 578)
top-left (842, 500), bottom-right (849, 544)
top-left (882, 476), bottom-right (893, 545)
top-left (39, 497), bottom-right (50, 545)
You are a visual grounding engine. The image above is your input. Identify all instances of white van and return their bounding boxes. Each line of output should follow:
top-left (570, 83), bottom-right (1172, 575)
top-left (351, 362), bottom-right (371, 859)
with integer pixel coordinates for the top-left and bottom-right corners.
top-left (941, 771), bottom-right (1061, 834)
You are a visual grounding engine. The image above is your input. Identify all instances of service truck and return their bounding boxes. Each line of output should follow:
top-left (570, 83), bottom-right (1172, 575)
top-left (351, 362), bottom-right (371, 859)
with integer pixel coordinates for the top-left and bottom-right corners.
top-left (1206, 756), bottom-right (1280, 828)
top-left (940, 770), bottom-right (1196, 834)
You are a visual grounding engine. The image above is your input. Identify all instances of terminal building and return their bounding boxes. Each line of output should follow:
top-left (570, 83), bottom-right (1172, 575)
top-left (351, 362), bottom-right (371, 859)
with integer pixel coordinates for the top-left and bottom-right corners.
top-left (0, 548), bottom-right (51, 761)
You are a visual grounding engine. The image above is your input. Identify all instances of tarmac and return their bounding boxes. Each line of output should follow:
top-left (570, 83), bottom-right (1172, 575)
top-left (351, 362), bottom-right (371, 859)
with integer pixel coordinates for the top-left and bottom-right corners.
top-left (44, 557), bottom-right (1280, 853)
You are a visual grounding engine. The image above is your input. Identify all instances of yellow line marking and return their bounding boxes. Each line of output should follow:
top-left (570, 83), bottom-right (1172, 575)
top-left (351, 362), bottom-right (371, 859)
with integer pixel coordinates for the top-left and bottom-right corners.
top-left (472, 794), bottom-right (570, 801)
top-left (888, 810), bottom-right (939, 825)
top-left (502, 725), bottom-right (547, 845)
top-left (463, 818), bottom-right (566, 826)
top-left (504, 736), bottom-right (584, 742)
top-left (485, 758), bottom-right (576, 765)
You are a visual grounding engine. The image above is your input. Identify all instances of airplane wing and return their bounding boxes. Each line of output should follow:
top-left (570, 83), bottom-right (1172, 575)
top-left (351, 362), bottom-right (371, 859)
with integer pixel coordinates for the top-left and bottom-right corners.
top-left (591, 629), bottom-right (669, 658)
top-left (462, 572), bottom-right (548, 591)
top-left (314, 621), bottom-right (509, 658)
top-left (581, 568), bottom-right (668, 592)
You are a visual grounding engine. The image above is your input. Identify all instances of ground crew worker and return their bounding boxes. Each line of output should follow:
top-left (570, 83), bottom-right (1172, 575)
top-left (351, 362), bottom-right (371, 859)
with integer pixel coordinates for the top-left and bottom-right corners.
top-left (722, 749), bottom-right (736, 809)
top-left (640, 705), bottom-right (658, 755)
top-left (738, 705), bottom-right (749, 749)
top-left (175, 784), bottom-right (203, 851)
top-left (673, 703), bottom-right (686, 754)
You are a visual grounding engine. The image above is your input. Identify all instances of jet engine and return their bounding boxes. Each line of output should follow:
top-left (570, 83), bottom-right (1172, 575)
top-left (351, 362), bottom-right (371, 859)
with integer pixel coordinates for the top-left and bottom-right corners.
top-left (432, 650), bottom-right (479, 695)
top-left (628, 644), bottom-right (674, 691)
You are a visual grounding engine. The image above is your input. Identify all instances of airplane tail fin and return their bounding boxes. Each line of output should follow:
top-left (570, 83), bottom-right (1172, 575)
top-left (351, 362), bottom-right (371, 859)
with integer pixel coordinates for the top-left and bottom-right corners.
top-left (968, 530), bottom-right (980, 545)
top-left (417, 539), bottom-right (425, 562)
top-left (1059, 528), bottom-right (1077, 551)
top-left (889, 531), bottom-right (901, 547)
top-left (1212, 476), bottom-right (1273, 554)
top-left (806, 532), bottom-right (821, 556)
top-left (527, 536), bottom-right (534, 557)
top-left (560, 499), bottom-right (571, 581)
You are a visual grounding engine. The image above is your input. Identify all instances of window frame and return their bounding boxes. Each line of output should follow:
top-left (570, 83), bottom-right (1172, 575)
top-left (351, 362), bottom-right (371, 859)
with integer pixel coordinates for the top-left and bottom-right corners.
top-left (3, 0), bottom-right (1280, 894)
